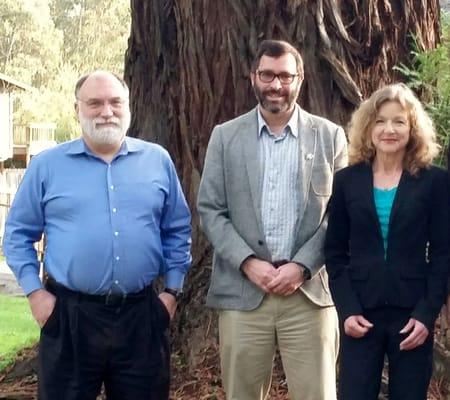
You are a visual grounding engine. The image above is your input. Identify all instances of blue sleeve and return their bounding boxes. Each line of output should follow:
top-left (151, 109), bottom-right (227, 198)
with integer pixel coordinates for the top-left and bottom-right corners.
top-left (3, 157), bottom-right (46, 295)
top-left (160, 156), bottom-right (192, 290)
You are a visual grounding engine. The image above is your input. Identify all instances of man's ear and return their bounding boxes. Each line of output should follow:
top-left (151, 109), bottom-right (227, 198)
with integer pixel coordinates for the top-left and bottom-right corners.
top-left (250, 72), bottom-right (256, 87)
top-left (74, 102), bottom-right (80, 120)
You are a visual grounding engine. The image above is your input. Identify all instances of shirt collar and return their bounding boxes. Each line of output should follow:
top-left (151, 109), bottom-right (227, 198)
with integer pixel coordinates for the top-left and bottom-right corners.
top-left (66, 136), bottom-right (142, 156)
top-left (257, 104), bottom-right (299, 138)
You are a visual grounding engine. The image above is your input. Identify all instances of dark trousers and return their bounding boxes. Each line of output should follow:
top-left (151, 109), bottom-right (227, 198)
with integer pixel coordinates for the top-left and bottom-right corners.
top-left (38, 281), bottom-right (171, 400)
top-left (338, 307), bottom-right (433, 400)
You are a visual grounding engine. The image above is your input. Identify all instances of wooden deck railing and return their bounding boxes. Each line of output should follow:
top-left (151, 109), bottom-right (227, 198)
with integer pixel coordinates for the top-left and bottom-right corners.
top-left (13, 123), bottom-right (56, 145)
top-left (0, 168), bottom-right (44, 261)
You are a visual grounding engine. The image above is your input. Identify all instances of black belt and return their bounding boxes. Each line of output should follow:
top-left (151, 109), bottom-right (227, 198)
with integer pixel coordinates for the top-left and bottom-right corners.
top-left (46, 278), bottom-right (152, 307)
top-left (272, 259), bottom-right (289, 268)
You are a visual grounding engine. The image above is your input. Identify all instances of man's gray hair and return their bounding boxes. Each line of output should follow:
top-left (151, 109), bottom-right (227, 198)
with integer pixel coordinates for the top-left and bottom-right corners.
top-left (75, 71), bottom-right (129, 99)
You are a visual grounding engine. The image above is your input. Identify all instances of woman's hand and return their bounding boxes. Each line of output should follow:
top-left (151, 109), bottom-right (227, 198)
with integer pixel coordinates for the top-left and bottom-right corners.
top-left (344, 315), bottom-right (374, 338)
top-left (399, 318), bottom-right (429, 350)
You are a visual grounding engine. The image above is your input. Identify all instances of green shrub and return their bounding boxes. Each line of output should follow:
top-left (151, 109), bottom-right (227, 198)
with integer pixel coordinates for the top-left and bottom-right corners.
top-left (395, 12), bottom-right (450, 166)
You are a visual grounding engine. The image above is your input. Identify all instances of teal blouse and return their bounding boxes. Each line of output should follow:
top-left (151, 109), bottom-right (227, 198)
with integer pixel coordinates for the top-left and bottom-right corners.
top-left (373, 187), bottom-right (397, 253)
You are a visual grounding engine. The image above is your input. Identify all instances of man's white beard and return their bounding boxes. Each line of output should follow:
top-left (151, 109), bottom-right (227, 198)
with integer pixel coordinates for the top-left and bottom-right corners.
top-left (80, 114), bottom-right (130, 146)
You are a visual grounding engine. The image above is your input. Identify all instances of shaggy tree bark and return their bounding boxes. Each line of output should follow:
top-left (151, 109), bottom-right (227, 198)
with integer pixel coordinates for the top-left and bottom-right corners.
top-left (124, 0), bottom-right (441, 369)
top-left (125, 0), bottom-right (439, 263)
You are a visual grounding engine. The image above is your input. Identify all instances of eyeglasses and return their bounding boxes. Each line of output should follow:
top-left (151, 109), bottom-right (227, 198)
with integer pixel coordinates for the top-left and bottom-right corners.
top-left (256, 70), bottom-right (299, 84)
top-left (76, 97), bottom-right (128, 110)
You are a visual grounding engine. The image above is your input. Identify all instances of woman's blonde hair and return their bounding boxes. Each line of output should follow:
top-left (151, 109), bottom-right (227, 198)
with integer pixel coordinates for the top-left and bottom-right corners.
top-left (348, 83), bottom-right (440, 175)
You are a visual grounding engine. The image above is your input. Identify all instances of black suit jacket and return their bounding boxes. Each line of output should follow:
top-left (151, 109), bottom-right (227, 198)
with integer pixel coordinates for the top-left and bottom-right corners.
top-left (325, 162), bottom-right (449, 329)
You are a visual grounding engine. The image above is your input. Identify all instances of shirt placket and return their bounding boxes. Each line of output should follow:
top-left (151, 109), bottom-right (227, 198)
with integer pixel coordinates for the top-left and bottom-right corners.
top-left (266, 135), bottom-right (281, 258)
top-left (107, 163), bottom-right (122, 292)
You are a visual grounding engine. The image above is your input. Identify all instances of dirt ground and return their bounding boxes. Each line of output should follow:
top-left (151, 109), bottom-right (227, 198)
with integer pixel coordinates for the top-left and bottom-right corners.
top-left (0, 343), bottom-right (289, 400)
top-left (0, 343), bottom-right (446, 400)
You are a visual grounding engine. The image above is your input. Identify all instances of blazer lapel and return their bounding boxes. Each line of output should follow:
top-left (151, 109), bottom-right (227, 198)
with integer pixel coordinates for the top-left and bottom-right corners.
top-left (242, 108), bottom-right (264, 234)
top-left (360, 163), bottom-right (384, 240)
top-left (297, 108), bottom-right (316, 226)
top-left (388, 171), bottom-right (412, 230)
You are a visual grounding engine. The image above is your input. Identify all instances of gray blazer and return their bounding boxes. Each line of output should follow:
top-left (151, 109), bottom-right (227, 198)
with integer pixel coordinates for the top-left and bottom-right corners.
top-left (197, 106), bottom-right (348, 310)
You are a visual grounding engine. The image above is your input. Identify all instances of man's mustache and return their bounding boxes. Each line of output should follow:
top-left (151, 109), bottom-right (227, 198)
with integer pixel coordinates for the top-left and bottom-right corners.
top-left (263, 89), bottom-right (285, 97)
top-left (93, 118), bottom-right (121, 127)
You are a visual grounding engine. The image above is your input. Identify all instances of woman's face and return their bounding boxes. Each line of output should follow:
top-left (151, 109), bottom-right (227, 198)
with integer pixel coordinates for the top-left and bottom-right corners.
top-left (371, 100), bottom-right (411, 158)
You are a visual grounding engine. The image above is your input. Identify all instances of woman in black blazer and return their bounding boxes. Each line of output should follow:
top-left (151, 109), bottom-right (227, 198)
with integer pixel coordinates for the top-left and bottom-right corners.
top-left (325, 83), bottom-right (449, 400)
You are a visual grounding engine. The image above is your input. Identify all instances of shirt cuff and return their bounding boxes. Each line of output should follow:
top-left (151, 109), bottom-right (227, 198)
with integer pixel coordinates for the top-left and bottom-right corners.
top-left (164, 270), bottom-right (185, 291)
top-left (19, 273), bottom-right (43, 296)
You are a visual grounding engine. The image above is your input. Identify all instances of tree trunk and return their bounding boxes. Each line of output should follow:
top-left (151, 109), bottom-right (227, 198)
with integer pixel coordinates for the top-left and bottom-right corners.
top-left (124, 0), bottom-right (441, 377)
top-left (125, 0), bottom-right (440, 264)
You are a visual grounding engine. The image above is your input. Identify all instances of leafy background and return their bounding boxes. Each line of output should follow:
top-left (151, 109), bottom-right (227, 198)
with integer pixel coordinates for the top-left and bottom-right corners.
top-left (0, 0), bottom-right (130, 143)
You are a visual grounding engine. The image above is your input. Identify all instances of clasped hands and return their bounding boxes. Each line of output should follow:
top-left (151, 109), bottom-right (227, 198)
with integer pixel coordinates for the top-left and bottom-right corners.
top-left (344, 314), bottom-right (429, 351)
top-left (241, 257), bottom-right (305, 296)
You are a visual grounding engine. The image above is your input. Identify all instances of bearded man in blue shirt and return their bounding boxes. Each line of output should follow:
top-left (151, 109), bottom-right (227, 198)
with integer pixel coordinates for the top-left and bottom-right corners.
top-left (3, 70), bottom-right (192, 400)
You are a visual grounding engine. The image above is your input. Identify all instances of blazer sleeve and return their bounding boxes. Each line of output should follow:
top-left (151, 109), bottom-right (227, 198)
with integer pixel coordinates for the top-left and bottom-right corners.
top-left (325, 169), bottom-right (364, 321)
top-left (291, 126), bottom-right (348, 277)
top-left (411, 169), bottom-right (449, 329)
top-left (197, 125), bottom-right (255, 270)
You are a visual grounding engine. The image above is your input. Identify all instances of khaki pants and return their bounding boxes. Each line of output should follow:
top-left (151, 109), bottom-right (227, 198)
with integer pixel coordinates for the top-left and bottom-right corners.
top-left (219, 292), bottom-right (339, 400)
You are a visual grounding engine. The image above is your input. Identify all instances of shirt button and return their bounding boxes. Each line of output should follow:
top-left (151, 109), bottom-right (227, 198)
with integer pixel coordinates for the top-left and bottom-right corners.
top-left (110, 185), bottom-right (114, 190)
top-left (112, 208), bottom-right (117, 213)
top-left (114, 280), bottom-right (119, 284)
top-left (114, 231), bottom-right (119, 236)
top-left (115, 256), bottom-right (120, 261)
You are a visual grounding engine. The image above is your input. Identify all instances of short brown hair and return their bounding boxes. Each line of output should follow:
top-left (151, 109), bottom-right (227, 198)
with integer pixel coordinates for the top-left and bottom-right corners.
top-left (252, 40), bottom-right (304, 78)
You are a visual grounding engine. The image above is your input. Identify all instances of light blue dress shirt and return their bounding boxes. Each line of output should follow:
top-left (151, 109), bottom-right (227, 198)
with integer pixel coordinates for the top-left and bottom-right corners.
top-left (3, 137), bottom-right (192, 295)
top-left (258, 105), bottom-right (300, 261)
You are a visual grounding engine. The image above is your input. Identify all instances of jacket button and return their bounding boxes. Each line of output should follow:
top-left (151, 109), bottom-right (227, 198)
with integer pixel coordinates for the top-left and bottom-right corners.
top-left (258, 240), bottom-right (264, 245)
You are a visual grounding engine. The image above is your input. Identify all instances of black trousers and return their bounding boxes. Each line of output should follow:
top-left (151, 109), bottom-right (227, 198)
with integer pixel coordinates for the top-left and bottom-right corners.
top-left (338, 307), bottom-right (433, 400)
top-left (38, 281), bottom-right (171, 400)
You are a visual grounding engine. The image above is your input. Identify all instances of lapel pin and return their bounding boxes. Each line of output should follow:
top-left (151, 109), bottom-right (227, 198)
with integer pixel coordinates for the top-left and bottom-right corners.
top-left (305, 153), bottom-right (314, 160)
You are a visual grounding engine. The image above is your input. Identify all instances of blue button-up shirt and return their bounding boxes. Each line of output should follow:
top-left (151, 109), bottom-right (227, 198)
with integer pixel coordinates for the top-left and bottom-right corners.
top-left (3, 137), bottom-right (192, 295)
top-left (258, 105), bottom-right (300, 261)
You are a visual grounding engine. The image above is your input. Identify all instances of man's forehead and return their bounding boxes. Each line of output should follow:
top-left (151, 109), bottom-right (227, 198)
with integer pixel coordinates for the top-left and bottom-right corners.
top-left (258, 53), bottom-right (297, 70)
top-left (78, 73), bottom-right (127, 98)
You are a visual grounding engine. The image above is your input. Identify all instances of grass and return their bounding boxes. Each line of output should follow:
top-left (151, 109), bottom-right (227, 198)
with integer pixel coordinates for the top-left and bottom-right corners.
top-left (0, 294), bottom-right (39, 372)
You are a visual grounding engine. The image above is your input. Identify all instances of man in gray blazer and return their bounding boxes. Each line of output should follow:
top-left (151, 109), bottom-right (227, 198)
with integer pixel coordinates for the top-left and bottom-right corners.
top-left (197, 40), bottom-right (347, 400)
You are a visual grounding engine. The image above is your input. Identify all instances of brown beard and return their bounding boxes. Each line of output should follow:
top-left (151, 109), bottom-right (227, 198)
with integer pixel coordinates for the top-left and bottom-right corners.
top-left (253, 84), bottom-right (299, 114)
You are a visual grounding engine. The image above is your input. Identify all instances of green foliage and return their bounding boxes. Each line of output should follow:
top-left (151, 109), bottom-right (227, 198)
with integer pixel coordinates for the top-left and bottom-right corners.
top-left (0, 294), bottom-right (39, 372)
top-left (394, 12), bottom-right (450, 166)
top-left (50, 0), bottom-right (130, 73)
top-left (0, 0), bottom-right (130, 143)
top-left (0, 0), bottom-right (62, 86)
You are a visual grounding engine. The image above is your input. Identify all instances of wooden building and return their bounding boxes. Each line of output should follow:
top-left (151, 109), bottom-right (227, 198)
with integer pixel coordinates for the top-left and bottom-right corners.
top-left (0, 72), bottom-right (56, 167)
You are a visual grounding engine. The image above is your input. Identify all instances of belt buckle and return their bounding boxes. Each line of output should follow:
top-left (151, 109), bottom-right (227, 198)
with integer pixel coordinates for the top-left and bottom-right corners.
top-left (105, 290), bottom-right (127, 307)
